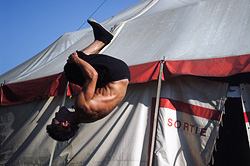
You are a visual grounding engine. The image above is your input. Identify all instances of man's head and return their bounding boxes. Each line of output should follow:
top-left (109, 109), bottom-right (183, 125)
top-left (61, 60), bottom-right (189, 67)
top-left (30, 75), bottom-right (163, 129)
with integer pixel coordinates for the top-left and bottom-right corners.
top-left (46, 107), bottom-right (79, 141)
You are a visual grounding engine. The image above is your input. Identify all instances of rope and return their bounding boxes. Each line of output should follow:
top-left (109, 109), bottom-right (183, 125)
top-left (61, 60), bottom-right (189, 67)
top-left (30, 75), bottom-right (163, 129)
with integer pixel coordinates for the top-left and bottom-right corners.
top-left (77, 0), bottom-right (108, 30)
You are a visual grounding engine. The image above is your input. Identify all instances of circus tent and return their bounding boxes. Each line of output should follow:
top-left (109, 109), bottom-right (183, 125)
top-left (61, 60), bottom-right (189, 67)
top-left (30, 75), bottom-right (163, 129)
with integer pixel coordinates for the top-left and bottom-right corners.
top-left (1, 0), bottom-right (250, 165)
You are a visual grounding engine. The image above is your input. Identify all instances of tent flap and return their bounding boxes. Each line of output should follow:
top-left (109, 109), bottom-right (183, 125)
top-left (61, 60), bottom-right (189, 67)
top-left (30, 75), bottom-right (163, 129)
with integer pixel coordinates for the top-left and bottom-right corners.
top-left (0, 73), bottom-right (67, 106)
top-left (129, 61), bottom-right (161, 84)
top-left (164, 54), bottom-right (250, 78)
top-left (152, 76), bottom-right (228, 166)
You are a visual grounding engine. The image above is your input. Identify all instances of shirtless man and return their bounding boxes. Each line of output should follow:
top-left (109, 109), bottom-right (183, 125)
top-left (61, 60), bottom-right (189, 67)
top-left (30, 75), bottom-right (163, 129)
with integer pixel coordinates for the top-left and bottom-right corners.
top-left (46, 19), bottom-right (130, 141)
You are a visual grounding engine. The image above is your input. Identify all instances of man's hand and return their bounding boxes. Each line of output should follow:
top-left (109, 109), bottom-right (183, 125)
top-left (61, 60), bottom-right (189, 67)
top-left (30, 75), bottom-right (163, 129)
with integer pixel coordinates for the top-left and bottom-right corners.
top-left (67, 52), bottom-right (79, 64)
top-left (67, 51), bottom-right (97, 80)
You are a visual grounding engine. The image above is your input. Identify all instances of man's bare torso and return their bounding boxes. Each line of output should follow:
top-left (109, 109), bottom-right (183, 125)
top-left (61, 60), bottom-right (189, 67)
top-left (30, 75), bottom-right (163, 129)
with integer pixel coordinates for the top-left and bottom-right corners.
top-left (74, 79), bottom-right (129, 123)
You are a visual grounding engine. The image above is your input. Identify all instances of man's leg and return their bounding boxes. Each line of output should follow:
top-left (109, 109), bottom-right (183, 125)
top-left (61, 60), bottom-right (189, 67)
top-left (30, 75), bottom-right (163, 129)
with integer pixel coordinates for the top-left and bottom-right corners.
top-left (81, 40), bottom-right (105, 55)
top-left (81, 19), bottom-right (113, 55)
top-left (64, 19), bottom-right (113, 86)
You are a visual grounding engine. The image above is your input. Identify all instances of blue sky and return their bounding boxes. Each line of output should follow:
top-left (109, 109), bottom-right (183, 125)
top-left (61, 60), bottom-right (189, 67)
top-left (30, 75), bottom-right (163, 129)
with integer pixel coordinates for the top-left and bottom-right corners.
top-left (0, 0), bottom-right (141, 75)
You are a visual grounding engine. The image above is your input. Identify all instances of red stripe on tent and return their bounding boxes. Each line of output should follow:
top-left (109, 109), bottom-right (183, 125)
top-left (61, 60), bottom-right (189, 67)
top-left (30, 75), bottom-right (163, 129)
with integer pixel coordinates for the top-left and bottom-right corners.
top-left (129, 61), bottom-right (161, 84)
top-left (244, 112), bottom-right (250, 123)
top-left (0, 73), bottom-right (67, 106)
top-left (159, 98), bottom-right (222, 121)
top-left (0, 73), bottom-right (83, 106)
top-left (164, 54), bottom-right (250, 78)
top-left (1, 54), bottom-right (250, 106)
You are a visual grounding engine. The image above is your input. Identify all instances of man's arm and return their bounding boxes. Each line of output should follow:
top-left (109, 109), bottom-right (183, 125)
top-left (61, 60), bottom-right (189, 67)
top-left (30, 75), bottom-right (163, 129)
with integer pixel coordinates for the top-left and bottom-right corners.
top-left (67, 52), bottom-right (98, 102)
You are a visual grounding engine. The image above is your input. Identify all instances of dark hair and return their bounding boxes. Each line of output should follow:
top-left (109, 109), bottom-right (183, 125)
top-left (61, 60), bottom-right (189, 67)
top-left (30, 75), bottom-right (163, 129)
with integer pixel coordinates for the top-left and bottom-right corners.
top-left (46, 123), bottom-right (79, 141)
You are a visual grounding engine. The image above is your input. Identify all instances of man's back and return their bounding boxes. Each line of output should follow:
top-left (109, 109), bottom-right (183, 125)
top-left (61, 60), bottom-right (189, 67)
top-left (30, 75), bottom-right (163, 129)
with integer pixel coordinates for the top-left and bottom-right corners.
top-left (74, 79), bottom-right (129, 123)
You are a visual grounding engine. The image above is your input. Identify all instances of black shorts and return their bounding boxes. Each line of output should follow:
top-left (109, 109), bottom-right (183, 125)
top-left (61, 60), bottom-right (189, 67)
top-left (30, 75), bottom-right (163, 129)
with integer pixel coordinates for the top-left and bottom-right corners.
top-left (64, 51), bottom-right (130, 88)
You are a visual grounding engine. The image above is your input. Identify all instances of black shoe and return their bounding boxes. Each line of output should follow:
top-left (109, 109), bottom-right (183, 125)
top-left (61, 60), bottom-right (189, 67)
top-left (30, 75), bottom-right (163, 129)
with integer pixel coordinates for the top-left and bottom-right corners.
top-left (87, 19), bottom-right (113, 45)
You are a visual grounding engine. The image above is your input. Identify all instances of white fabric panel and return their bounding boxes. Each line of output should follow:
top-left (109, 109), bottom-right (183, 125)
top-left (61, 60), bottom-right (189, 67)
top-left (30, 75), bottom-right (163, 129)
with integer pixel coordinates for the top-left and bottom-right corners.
top-left (154, 76), bottom-right (228, 166)
top-left (0, 96), bottom-right (65, 165)
top-left (0, 82), bottom-right (158, 165)
top-left (239, 83), bottom-right (250, 147)
top-left (160, 76), bottom-right (228, 111)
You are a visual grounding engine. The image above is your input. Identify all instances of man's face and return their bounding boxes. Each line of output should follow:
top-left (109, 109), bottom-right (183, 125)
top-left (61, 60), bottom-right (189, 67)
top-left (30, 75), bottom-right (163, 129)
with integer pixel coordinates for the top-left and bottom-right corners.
top-left (47, 107), bottom-right (79, 141)
top-left (51, 107), bottom-right (74, 126)
top-left (52, 118), bottom-right (70, 127)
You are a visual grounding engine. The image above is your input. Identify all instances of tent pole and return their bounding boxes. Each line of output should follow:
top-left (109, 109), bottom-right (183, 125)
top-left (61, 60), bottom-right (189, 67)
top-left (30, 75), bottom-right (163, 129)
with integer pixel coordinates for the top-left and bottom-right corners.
top-left (49, 141), bottom-right (57, 166)
top-left (49, 81), bottom-right (69, 166)
top-left (149, 58), bottom-right (165, 166)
